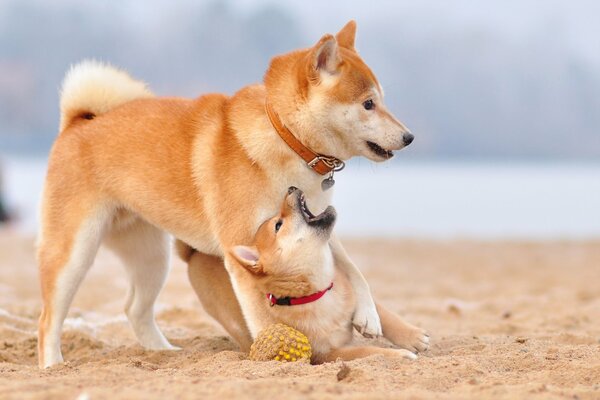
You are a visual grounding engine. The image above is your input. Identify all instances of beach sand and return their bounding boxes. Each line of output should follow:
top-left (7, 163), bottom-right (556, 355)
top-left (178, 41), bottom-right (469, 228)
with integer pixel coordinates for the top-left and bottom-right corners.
top-left (0, 231), bottom-right (598, 399)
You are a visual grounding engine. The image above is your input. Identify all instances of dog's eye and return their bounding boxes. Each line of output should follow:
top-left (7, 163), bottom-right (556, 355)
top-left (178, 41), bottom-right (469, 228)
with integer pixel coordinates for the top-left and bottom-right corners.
top-left (275, 220), bottom-right (283, 232)
top-left (363, 99), bottom-right (374, 110)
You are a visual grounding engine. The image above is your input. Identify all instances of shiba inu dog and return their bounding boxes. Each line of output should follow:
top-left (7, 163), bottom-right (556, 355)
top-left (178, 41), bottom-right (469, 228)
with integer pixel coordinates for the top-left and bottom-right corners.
top-left (228, 187), bottom-right (428, 363)
top-left (37, 20), bottom-right (422, 368)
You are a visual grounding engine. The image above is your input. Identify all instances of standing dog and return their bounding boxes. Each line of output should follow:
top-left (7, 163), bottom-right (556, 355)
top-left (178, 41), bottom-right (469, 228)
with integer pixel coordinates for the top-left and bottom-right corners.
top-left (37, 21), bottom-right (420, 368)
top-left (228, 187), bottom-right (428, 363)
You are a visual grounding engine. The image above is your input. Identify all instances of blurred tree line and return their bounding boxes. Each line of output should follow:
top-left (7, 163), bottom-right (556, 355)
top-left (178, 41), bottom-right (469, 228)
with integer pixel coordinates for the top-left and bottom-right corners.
top-left (1, 0), bottom-right (599, 159)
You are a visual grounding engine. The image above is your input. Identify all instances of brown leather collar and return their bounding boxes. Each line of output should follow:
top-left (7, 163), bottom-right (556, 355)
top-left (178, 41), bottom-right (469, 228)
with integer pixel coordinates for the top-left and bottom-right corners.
top-left (265, 102), bottom-right (345, 176)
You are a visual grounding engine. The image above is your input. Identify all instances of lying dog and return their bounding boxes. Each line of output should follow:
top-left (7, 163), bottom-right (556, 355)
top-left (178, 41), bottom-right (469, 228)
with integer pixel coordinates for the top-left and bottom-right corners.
top-left (37, 20), bottom-right (421, 368)
top-left (228, 187), bottom-right (428, 363)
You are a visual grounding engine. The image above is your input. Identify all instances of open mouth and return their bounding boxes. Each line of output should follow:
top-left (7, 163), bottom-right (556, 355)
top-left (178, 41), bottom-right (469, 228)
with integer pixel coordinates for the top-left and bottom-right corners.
top-left (366, 141), bottom-right (394, 159)
top-left (297, 192), bottom-right (336, 231)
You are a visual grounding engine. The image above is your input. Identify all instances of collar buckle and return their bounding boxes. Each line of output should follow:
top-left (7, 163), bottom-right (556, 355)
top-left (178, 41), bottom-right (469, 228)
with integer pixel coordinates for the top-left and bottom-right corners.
top-left (308, 156), bottom-right (345, 173)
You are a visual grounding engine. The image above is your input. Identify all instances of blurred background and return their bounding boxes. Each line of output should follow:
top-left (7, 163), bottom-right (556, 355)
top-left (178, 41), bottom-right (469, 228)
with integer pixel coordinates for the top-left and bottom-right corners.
top-left (0, 0), bottom-right (599, 238)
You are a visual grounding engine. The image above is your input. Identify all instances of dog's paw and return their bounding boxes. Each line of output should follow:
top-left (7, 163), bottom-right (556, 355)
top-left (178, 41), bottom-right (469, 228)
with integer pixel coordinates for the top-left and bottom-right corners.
top-left (380, 348), bottom-right (418, 361)
top-left (396, 348), bottom-right (418, 360)
top-left (391, 326), bottom-right (430, 353)
top-left (352, 302), bottom-right (382, 338)
top-left (140, 335), bottom-right (181, 351)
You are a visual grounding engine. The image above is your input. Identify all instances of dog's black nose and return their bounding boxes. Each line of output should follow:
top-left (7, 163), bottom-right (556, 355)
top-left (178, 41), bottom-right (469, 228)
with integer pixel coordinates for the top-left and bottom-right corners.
top-left (287, 186), bottom-right (298, 194)
top-left (403, 133), bottom-right (414, 146)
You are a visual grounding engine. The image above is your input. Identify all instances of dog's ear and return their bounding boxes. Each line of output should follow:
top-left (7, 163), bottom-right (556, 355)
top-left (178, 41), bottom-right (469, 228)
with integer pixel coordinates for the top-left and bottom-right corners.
top-left (230, 245), bottom-right (264, 275)
top-left (336, 20), bottom-right (356, 51)
top-left (308, 34), bottom-right (341, 81)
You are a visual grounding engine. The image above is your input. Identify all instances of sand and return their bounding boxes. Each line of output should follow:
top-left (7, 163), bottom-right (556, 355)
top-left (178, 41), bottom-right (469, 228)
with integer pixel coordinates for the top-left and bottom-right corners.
top-left (0, 231), bottom-right (599, 399)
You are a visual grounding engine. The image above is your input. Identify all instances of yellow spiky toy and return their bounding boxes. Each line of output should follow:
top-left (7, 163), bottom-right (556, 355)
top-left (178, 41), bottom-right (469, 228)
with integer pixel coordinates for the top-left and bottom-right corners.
top-left (248, 323), bottom-right (312, 363)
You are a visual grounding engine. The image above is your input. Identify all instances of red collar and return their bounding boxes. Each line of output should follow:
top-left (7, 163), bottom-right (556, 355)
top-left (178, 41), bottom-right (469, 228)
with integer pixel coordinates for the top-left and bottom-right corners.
top-left (267, 282), bottom-right (334, 307)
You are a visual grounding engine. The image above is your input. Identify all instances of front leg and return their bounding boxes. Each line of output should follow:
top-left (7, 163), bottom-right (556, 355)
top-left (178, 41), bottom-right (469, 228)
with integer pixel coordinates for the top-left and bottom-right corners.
top-left (329, 234), bottom-right (382, 337)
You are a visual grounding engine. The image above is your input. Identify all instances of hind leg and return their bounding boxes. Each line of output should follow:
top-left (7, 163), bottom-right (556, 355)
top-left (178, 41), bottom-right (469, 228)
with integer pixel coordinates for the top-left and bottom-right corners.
top-left (38, 208), bottom-right (109, 368)
top-left (377, 302), bottom-right (429, 353)
top-left (186, 250), bottom-right (252, 351)
top-left (104, 216), bottom-right (176, 350)
top-left (319, 346), bottom-right (417, 363)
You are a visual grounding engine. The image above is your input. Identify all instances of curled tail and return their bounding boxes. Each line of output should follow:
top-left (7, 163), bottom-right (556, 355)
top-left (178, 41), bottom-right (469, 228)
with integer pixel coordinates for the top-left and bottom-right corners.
top-left (59, 60), bottom-right (153, 131)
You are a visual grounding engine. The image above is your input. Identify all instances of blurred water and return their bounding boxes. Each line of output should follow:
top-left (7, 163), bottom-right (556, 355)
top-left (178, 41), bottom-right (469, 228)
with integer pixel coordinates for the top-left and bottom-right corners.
top-left (2, 157), bottom-right (599, 239)
top-left (334, 161), bottom-right (600, 239)
top-left (2, 157), bottom-right (46, 233)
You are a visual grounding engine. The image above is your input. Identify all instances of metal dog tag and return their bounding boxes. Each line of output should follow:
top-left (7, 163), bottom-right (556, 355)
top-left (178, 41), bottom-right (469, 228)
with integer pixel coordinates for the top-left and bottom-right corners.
top-left (321, 176), bottom-right (335, 191)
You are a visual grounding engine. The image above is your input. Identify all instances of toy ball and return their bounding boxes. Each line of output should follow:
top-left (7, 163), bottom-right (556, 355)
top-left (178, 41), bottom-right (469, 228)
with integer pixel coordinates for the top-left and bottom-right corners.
top-left (249, 323), bottom-right (311, 362)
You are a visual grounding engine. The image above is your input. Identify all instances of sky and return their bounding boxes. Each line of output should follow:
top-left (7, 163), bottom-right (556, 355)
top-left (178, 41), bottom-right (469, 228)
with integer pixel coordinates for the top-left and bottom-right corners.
top-left (242, 0), bottom-right (600, 64)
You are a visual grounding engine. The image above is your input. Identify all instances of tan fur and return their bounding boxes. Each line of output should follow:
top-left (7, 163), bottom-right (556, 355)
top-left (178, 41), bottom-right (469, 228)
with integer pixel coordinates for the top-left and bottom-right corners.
top-left (38, 21), bottom-right (415, 368)
top-left (186, 251), bottom-right (253, 351)
top-left (227, 190), bottom-right (429, 363)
